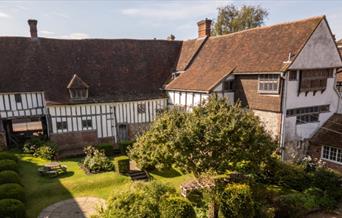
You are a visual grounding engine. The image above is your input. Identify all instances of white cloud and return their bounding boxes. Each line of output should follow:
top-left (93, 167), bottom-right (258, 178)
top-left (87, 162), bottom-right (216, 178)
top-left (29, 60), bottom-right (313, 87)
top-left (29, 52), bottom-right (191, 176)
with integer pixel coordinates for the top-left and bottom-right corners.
top-left (59, 33), bottom-right (89, 39)
top-left (0, 12), bottom-right (10, 18)
top-left (121, 1), bottom-right (226, 20)
top-left (40, 30), bottom-right (56, 36)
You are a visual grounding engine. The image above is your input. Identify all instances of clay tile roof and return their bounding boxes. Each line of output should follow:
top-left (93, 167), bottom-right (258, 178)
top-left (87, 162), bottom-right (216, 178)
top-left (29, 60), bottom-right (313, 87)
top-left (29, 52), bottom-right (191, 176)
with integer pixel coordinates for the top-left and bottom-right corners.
top-left (310, 114), bottom-right (342, 148)
top-left (0, 38), bottom-right (181, 104)
top-left (67, 74), bottom-right (90, 89)
top-left (166, 16), bottom-right (324, 92)
top-left (176, 37), bottom-right (208, 71)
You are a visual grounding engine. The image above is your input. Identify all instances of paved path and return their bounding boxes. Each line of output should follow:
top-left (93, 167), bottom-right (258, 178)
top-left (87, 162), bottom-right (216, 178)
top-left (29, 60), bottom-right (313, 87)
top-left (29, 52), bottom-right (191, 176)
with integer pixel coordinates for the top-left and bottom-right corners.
top-left (38, 197), bottom-right (106, 218)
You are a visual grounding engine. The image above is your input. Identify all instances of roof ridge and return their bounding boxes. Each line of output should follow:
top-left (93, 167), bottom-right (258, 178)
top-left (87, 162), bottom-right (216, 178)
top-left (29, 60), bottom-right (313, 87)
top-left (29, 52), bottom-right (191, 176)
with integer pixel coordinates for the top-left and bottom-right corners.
top-left (208, 15), bottom-right (325, 40)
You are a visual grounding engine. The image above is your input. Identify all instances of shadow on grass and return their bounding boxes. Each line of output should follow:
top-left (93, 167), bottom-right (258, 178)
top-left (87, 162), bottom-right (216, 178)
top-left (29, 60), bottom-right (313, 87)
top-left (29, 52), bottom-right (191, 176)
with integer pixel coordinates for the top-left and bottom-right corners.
top-left (150, 167), bottom-right (182, 178)
top-left (18, 155), bottom-right (80, 218)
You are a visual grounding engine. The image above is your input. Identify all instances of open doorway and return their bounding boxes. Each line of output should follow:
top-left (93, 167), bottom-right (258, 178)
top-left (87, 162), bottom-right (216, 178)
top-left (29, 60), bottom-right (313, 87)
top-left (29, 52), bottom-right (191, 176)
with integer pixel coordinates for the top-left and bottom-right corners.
top-left (2, 116), bottom-right (48, 148)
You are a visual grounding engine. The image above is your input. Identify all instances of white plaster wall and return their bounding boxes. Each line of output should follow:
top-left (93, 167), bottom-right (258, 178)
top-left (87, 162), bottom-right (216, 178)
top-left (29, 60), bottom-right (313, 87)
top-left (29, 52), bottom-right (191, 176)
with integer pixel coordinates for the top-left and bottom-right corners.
top-left (285, 71), bottom-right (339, 141)
top-left (0, 92), bottom-right (45, 119)
top-left (48, 98), bottom-right (167, 141)
top-left (212, 75), bottom-right (235, 104)
top-left (289, 19), bottom-right (342, 70)
top-left (167, 91), bottom-right (209, 111)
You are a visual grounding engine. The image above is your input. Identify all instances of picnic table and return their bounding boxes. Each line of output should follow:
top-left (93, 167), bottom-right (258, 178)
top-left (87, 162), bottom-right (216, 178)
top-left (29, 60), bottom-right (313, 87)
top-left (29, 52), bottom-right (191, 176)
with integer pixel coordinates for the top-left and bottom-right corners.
top-left (38, 162), bottom-right (67, 177)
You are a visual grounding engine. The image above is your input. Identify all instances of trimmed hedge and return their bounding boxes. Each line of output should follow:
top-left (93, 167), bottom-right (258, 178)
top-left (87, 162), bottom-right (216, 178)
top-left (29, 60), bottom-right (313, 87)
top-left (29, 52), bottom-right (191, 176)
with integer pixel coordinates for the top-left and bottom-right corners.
top-left (0, 199), bottom-right (25, 218)
top-left (0, 184), bottom-right (25, 202)
top-left (117, 157), bottom-right (130, 174)
top-left (0, 160), bottom-right (18, 172)
top-left (118, 140), bottom-right (135, 154)
top-left (0, 153), bottom-right (18, 163)
top-left (160, 197), bottom-right (196, 218)
top-left (97, 143), bottom-right (114, 156)
top-left (0, 171), bottom-right (21, 185)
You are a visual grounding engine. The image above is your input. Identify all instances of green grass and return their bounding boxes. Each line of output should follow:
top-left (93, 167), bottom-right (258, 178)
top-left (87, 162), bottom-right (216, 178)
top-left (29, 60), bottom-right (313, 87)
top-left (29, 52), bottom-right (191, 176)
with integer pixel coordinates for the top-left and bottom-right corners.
top-left (15, 153), bottom-right (193, 218)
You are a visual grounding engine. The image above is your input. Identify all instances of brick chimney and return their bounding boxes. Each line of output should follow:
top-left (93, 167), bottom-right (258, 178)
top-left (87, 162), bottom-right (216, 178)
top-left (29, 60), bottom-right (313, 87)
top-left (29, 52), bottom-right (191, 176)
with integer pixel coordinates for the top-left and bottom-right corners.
top-left (197, 18), bottom-right (212, 38)
top-left (28, 19), bottom-right (38, 38)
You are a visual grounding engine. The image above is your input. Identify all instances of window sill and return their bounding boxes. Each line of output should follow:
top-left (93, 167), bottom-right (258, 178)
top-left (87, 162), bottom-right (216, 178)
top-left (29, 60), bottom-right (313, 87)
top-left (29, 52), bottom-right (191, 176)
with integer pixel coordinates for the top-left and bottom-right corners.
top-left (296, 121), bottom-right (320, 125)
top-left (321, 157), bottom-right (342, 166)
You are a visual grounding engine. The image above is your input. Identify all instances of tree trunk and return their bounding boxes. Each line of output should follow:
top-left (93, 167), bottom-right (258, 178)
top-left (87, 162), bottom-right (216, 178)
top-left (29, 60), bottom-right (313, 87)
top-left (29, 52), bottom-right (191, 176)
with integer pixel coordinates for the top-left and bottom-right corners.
top-left (208, 200), bottom-right (219, 218)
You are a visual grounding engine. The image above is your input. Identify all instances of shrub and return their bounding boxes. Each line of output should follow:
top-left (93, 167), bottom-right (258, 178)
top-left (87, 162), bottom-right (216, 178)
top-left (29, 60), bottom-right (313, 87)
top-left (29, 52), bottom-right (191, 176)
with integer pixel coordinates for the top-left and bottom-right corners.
top-left (22, 136), bottom-right (45, 154)
top-left (118, 140), bottom-right (134, 155)
top-left (97, 143), bottom-right (114, 156)
top-left (0, 171), bottom-right (21, 185)
top-left (0, 183), bottom-right (25, 202)
top-left (160, 197), bottom-right (196, 218)
top-left (117, 157), bottom-right (130, 174)
top-left (272, 160), bottom-right (309, 191)
top-left (83, 146), bottom-right (114, 173)
top-left (0, 153), bottom-right (18, 163)
top-left (33, 145), bottom-right (56, 160)
top-left (276, 192), bottom-right (315, 218)
top-left (100, 182), bottom-right (175, 218)
top-left (0, 160), bottom-right (18, 172)
top-left (310, 168), bottom-right (342, 201)
top-left (220, 183), bottom-right (255, 218)
top-left (0, 199), bottom-right (25, 218)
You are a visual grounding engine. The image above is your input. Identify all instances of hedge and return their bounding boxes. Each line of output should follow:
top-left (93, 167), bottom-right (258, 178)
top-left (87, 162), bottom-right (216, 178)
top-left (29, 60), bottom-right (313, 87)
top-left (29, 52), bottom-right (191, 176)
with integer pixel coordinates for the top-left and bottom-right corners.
top-left (0, 153), bottom-right (18, 163)
top-left (118, 140), bottom-right (135, 154)
top-left (97, 143), bottom-right (114, 156)
top-left (0, 199), bottom-right (25, 218)
top-left (0, 171), bottom-right (21, 185)
top-left (0, 160), bottom-right (18, 172)
top-left (117, 157), bottom-right (130, 174)
top-left (0, 184), bottom-right (25, 202)
top-left (160, 197), bottom-right (196, 218)
top-left (220, 183), bottom-right (255, 218)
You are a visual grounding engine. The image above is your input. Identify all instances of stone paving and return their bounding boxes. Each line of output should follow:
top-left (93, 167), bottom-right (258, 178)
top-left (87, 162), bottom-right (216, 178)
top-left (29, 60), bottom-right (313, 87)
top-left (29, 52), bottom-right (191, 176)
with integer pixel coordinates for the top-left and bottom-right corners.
top-left (38, 197), bottom-right (106, 218)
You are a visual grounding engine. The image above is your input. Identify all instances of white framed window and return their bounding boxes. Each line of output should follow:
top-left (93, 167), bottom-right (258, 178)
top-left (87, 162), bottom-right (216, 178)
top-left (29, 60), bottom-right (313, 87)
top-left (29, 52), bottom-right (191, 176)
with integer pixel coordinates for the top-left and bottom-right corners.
top-left (258, 74), bottom-right (280, 94)
top-left (321, 146), bottom-right (342, 165)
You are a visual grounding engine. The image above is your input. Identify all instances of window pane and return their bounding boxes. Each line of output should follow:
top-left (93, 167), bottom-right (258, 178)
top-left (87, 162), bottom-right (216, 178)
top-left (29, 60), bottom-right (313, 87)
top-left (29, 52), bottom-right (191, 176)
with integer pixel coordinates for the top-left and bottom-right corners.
top-left (337, 149), bottom-right (342, 163)
top-left (330, 147), bottom-right (337, 161)
top-left (323, 146), bottom-right (330, 159)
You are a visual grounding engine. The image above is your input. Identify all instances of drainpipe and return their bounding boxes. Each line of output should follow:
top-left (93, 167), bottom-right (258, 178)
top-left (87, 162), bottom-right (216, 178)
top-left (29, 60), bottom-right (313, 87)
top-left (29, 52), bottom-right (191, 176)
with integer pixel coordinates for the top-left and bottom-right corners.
top-left (280, 72), bottom-right (288, 161)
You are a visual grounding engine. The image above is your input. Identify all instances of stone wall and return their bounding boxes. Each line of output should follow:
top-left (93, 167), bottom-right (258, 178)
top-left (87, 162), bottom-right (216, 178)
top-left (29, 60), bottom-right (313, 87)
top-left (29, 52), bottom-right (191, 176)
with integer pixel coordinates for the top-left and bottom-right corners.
top-left (252, 109), bottom-right (282, 138)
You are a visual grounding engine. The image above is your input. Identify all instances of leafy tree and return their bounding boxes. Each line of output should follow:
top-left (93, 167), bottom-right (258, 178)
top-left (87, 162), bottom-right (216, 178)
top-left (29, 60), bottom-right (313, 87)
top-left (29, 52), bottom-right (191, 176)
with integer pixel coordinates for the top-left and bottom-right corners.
top-left (129, 96), bottom-right (276, 177)
top-left (212, 4), bottom-right (268, 36)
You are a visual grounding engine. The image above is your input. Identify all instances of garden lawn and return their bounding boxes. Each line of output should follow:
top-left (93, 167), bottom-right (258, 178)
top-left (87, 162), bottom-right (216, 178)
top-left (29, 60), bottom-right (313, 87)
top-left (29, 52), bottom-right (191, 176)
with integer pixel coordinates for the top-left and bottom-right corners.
top-left (17, 154), bottom-right (193, 218)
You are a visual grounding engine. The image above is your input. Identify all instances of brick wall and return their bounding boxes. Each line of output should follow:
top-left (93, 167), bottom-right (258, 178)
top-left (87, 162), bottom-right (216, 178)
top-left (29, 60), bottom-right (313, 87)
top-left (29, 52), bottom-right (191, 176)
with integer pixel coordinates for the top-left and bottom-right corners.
top-left (235, 74), bottom-right (282, 112)
top-left (50, 130), bottom-right (98, 154)
top-left (253, 109), bottom-right (282, 138)
top-left (307, 143), bottom-right (342, 173)
top-left (0, 132), bottom-right (7, 151)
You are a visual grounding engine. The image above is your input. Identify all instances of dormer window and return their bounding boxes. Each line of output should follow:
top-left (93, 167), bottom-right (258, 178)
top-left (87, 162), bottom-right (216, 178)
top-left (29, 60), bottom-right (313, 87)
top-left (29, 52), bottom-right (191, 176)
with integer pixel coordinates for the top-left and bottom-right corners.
top-left (67, 74), bottom-right (89, 100)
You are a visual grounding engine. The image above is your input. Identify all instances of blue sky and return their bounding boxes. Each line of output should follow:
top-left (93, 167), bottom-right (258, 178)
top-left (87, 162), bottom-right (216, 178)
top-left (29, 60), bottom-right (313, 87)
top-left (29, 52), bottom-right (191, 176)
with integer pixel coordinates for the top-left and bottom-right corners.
top-left (0, 0), bottom-right (342, 40)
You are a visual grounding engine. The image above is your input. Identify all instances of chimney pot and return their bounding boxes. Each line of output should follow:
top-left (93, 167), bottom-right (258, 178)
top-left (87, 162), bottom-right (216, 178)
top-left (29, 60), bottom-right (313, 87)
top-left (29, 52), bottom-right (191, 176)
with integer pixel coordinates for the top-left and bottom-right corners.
top-left (28, 19), bottom-right (38, 38)
top-left (197, 18), bottom-right (212, 38)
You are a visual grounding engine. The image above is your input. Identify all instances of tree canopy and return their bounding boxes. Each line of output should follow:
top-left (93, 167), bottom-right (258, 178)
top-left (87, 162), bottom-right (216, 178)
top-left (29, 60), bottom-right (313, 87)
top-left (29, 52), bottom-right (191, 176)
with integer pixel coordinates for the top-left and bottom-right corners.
top-left (129, 96), bottom-right (276, 177)
top-left (212, 4), bottom-right (269, 36)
